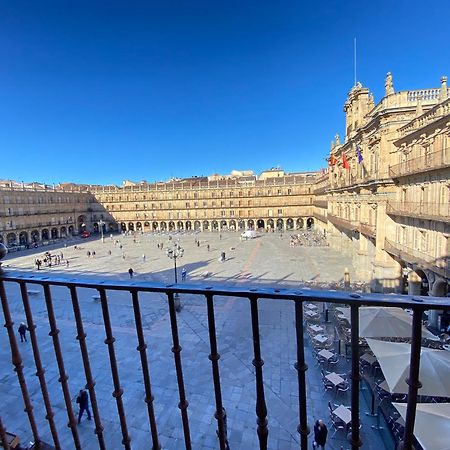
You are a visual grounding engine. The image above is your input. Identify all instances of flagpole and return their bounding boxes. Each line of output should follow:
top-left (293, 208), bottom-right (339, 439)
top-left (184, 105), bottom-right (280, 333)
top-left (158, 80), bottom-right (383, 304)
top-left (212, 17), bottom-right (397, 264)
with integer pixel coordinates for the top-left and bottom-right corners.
top-left (354, 37), bottom-right (357, 86)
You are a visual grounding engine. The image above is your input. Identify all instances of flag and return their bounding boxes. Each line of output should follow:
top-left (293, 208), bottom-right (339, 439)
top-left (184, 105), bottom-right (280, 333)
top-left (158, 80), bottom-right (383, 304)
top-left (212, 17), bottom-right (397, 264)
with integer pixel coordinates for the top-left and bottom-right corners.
top-left (356, 145), bottom-right (363, 164)
top-left (328, 155), bottom-right (337, 166)
top-left (342, 152), bottom-right (350, 170)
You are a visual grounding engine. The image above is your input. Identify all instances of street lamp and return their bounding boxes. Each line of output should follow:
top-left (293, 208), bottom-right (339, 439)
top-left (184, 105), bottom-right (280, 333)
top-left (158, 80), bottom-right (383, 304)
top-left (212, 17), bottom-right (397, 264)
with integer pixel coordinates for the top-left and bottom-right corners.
top-left (99, 219), bottom-right (105, 243)
top-left (166, 242), bottom-right (184, 312)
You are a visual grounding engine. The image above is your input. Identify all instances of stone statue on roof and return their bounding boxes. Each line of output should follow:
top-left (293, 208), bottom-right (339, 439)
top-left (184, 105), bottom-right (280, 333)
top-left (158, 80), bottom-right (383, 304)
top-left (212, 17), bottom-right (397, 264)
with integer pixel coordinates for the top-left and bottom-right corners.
top-left (385, 72), bottom-right (394, 96)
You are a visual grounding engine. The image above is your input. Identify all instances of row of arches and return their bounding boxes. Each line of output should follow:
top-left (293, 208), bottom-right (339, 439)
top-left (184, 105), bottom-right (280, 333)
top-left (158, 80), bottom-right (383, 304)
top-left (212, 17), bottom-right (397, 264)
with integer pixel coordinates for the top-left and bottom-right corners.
top-left (119, 217), bottom-right (315, 232)
top-left (0, 225), bottom-right (77, 246)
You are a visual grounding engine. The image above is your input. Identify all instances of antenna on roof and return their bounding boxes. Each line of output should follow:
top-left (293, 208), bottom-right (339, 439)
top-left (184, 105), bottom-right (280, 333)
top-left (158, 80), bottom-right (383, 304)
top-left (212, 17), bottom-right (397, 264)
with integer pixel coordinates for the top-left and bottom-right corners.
top-left (354, 37), bottom-right (357, 86)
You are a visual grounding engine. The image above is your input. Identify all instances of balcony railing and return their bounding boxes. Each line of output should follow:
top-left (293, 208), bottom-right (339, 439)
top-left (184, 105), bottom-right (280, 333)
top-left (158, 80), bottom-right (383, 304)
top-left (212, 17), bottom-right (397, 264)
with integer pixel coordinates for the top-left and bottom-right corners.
top-left (384, 238), bottom-right (449, 278)
top-left (389, 147), bottom-right (450, 178)
top-left (327, 213), bottom-right (359, 232)
top-left (312, 211), bottom-right (327, 223)
top-left (359, 222), bottom-right (376, 239)
top-left (0, 269), bottom-right (449, 450)
top-left (387, 201), bottom-right (450, 223)
top-left (313, 200), bottom-right (328, 208)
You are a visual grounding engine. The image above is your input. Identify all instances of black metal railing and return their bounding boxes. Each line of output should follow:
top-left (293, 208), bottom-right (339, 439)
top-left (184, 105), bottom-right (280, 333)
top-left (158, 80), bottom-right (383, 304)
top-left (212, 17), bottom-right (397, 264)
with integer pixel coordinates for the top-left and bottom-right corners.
top-left (1, 270), bottom-right (450, 450)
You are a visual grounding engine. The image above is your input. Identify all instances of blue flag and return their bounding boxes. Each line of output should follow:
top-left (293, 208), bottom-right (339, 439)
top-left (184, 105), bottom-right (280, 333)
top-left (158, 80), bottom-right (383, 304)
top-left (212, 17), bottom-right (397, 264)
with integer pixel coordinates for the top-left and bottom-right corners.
top-left (356, 145), bottom-right (363, 164)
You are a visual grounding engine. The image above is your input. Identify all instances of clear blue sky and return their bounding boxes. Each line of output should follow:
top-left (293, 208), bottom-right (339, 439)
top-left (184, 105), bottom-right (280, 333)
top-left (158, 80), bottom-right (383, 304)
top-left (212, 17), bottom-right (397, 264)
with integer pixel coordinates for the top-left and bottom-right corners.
top-left (1, 1), bottom-right (449, 185)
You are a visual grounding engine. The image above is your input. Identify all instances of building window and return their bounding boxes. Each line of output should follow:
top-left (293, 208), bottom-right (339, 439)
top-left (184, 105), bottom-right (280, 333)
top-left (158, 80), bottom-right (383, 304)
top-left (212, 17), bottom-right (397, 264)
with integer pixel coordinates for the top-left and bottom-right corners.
top-left (278, 209), bottom-right (282, 215)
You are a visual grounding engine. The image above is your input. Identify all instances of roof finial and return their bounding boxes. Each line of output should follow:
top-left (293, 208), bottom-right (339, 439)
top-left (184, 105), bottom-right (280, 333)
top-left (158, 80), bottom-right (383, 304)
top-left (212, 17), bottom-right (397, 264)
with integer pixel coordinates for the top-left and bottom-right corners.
top-left (416, 94), bottom-right (423, 116)
top-left (440, 76), bottom-right (448, 100)
top-left (385, 72), bottom-right (394, 96)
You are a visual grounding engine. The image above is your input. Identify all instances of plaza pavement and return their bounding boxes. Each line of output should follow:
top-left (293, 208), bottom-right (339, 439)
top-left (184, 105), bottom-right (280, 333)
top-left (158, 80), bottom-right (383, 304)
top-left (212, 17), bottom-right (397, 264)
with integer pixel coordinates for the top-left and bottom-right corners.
top-left (0, 232), bottom-right (392, 449)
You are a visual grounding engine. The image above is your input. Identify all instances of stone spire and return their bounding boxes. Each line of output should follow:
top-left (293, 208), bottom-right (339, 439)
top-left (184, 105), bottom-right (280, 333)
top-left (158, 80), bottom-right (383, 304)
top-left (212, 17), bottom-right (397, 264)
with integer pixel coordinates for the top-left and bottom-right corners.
top-left (416, 94), bottom-right (423, 116)
top-left (440, 76), bottom-right (448, 100)
top-left (385, 72), bottom-right (394, 96)
top-left (335, 133), bottom-right (340, 146)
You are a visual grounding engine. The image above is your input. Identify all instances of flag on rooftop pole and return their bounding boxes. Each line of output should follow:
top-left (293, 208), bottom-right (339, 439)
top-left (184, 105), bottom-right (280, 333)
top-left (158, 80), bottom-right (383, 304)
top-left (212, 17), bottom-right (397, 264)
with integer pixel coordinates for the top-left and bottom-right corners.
top-left (356, 145), bottom-right (364, 164)
top-left (328, 155), bottom-right (337, 166)
top-left (342, 152), bottom-right (350, 170)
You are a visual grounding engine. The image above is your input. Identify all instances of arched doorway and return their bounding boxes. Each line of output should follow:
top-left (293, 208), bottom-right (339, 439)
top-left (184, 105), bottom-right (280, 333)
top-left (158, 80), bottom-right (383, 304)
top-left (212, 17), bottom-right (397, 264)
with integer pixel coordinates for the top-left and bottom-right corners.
top-left (51, 228), bottom-right (58, 239)
top-left (121, 223), bottom-right (127, 232)
top-left (186, 221), bottom-right (192, 230)
top-left (144, 222), bottom-right (150, 230)
top-left (168, 221), bottom-right (175, 231)
top-left (220, 220), bottom-right (227, 230)
top-left (238, 220), bottom-right (245, 231)
top-left (7, 233), bottom-right (17, 246)
top-left (306, 217), bottom-right (314, 230)
top-left (136, 222), bottom-right (142, 231)
top-left (128, 223), bottom-right (135, 232)
top-left (229, 220), bottom-right (236, 230)
top-left (296, 218), bottom-right (304, 229)
top-left (19, 231), bottom-right (28, 245)
top-left (203, 221), bottom-right (209, 231)
top-left (93, 223), bottom-right (99, 233)
top-left (194, 221), bottom-right (201, 231)
top-left (212, 221), bottom-right (218, 231)
top-left (160, 222), bottom-right (167, 231)
top-left (268, 219), bottom-right (274, 230)
top-left (415, 269), bottom-right (429, 296)
top-left (78, 215), bottom-right (87, 233)
top-left (42, 229), bottom-right (49, 240)
top-left (31, 230), bottom-right (40, 242)
top-left (276, 218), bottom-right (284, 230)
top-left (286, 218), bottom-right (294, 230)
top-left (431, 279), bottom-right (448, 297)
top-left (257, 219), bottom-right (265, 229)
top-left (152, 222), bottom-right (159, 231)
top-left (177, 221), bottom-right (184, 230)
top-left (68, 226), bottom-right (74, 235)
top-left (60, 227), bottom-right (67, 237)
top-left (248, 219), bottom-right (254, 229)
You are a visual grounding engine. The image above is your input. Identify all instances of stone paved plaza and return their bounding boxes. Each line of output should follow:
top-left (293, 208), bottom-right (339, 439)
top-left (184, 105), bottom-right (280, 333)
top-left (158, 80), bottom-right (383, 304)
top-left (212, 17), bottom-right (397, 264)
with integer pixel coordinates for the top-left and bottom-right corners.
top-left (0, 232), bottom-right (392, 449)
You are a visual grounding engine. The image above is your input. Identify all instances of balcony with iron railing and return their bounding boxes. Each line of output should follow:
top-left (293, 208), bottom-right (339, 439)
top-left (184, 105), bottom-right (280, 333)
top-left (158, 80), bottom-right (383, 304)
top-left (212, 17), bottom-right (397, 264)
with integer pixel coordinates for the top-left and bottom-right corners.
top-left (389, 147), bottom-right (450, 178)
top-left (384, 238), bottom-right (449, 278)
top-left (386, 201), bottom-right (450, 223)
top-left (1, 266), bottom-right (449, 450)
top-left (327, 213), bottom-right (359, 232)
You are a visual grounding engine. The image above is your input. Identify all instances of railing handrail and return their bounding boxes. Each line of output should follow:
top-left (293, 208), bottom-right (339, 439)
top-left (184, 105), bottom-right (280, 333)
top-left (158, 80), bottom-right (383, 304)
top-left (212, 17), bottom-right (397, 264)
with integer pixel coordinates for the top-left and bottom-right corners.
top-left (1, 270), bottom-right (448, 309)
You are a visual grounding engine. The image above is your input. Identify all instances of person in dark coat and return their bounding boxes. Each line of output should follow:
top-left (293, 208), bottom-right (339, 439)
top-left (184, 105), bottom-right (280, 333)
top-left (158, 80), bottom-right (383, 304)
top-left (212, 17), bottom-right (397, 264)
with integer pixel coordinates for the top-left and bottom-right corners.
top-left (128, 268), bottom-right (134, 278)
top-left (76, 389), bottom-right (92, 424)
top-left (313, 419), bottom-right (328, 449)
top-left (18, 323), bottom-right (28, 342)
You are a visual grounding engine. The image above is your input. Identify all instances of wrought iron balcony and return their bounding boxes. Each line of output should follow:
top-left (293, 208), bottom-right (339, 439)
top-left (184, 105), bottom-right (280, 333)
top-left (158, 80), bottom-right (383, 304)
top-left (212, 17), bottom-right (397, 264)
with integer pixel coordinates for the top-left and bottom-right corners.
top-left (389, 147), bottom-right (450, 178)
top-left (384, 238), bottom-right (449, 278)
top-left (359, 222), bottom-right (376, 239)
top-left (1, 269), bottom-right (449, 450)
top-left (386, 201), bottom-right (450, 223)
top-left (327, 213), bottom-right (359, 232)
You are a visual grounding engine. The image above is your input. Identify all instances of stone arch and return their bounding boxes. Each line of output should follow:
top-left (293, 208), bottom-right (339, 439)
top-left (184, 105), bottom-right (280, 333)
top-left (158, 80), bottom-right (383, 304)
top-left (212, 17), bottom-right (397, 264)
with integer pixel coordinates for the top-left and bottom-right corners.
top-left (257, 219), bottom-right (265, 229)
top-left (143, 221), bottom-right (150, 229)
top-left (160, 222), bottom-right (167, 231)
top-left (268, 219), bottom-right (274, 230)
top-left (229, 220), bottom-right (236, 230)
top-left (306, 217), bottom-right (314, 230)
top-left (121, 222), bottom-right (127, 232)
top-left (152, 222), bottom-right (159, 230)
top-left (31, 230), bottom-right (40, 242)
top-left (248, 219), bottom-right (255, 230)
top-left (42, 229), bottom-right (49, 240)
top-left (78, 215), bottom-right (87, 233)
top-left (276, 218), bottom-right (284, 230)
top-left (431, 278), bottom-right (448, 297)
top-left (177, 221), bottom-right (184, 230)
top-left (68, 225), bottom-right (75, 235)
top-left (93, 222), bottom-right (99, 233)
top-left (203, 220), bottom-right (209, 230)
top-left (19, 231), bottom-right (28, 245)
top-left (212, 220), bottom-right (219, 231)
top-left (136, 222), bottom-right (142, 231)
top-left (296, 218), bottom-right (304, 229)
top-left (51, 228), bottom-right (58, 239)
top-left (128, 223), bottom-right (135, 231)
top-left (238, 220), bottom-right (245, 231)
top-left (168, 221), bottom-right (175, 231)
top-left (408, 269), bottom-right (429, 296)
top-left (6, 233), bottom-right (17, 246)
top-left (286, 218), bottom-right (294, 230)
top-left (60, 226), bottom-right (67, 238)
top-left (220, 220), bottom-right (227, 230)
top-left (186, 221), bottom-right (192, 230)
top-left (194, 220), bottom-right (201, 231)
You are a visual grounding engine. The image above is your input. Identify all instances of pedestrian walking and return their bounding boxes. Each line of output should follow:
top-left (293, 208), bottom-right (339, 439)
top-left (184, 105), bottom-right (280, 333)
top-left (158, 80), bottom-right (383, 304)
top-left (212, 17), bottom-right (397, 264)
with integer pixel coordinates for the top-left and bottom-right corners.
top-left (76, 389), bottom-right (92, 424)
top-left (18, 322), bottom-right (28, 342)
top-left (128, 267), bottom-right (134, 278)
top-left (142, 254), bottom-right (146, 262)
top-left (181, 267), bottom-right (187, 282)
top-left (207, 244), bottom-right (210, 252)
top-left (197, 240), bottom-right (200, 247)
top-left (313, 419), bottom-right (328, 450)
top-left (66, 259), bottom-right (70, 268)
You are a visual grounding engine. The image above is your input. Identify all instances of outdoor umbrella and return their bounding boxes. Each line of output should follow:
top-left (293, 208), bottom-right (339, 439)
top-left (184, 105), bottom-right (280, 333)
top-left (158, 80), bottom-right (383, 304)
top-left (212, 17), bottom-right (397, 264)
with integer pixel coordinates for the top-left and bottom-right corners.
top-left (367, 338), bottom-right (450, 397)
top-left (340, 307), bottom-right (437, 339)
top-left (393, 402), bottom-right (450, 450)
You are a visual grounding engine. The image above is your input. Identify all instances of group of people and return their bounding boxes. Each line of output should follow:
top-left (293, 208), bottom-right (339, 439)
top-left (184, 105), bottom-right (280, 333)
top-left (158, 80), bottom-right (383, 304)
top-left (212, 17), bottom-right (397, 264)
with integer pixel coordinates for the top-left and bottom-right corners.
top-left (35, 251), bottom-right (67, 269)
top-left (289, 231), bottom-right (327, 247)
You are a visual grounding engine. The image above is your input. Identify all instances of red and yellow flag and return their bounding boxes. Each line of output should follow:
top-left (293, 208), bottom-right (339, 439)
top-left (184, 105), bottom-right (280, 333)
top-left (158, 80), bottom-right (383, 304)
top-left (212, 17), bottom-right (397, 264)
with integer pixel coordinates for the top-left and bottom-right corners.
top-left (342, 153), bottom-right (350, 170)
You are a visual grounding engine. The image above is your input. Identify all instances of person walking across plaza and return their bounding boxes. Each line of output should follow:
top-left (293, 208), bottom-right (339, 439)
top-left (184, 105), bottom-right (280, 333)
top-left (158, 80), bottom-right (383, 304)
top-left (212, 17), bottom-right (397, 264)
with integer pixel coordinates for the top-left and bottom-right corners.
top-left (18, 322), bottom-right (28, 342)
top-left (181, 267), bottom-right (187, 282)
top-left (76, 389), bottom-right (91, 424)
top-left (313, 419), bottom-right (328, 450)
top-left (128, 267), bottom-right (134, 278)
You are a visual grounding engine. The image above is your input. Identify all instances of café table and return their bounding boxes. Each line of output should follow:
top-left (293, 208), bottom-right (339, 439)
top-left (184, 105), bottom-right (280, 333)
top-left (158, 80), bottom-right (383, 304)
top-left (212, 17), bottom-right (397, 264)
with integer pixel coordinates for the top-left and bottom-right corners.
top-left (305, 303), bottom-right (318, 310)
top-left (309, 324), bottom-right (324, 333)
top-left (325, 372), bottom-right (345, 388)
top-left (313, 334), bottom-right (329, 344)
top-left (332, 405), bottom-right (352, 425)
top-left (318, 349), bottom-right (334, 361)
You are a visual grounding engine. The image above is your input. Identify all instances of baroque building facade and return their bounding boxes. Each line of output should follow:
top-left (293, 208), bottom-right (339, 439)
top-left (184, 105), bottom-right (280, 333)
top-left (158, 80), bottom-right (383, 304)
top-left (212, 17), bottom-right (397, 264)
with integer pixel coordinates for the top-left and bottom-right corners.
top-left (1, 73), bottom-right (449, 306)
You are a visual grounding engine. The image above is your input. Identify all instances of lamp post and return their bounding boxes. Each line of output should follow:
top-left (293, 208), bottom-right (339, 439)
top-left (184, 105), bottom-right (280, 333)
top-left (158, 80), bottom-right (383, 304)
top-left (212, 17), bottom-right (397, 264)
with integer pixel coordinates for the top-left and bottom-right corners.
top-left (99, 219), bottom-right (105, 243)
top-left (166, 242), bottom-right (184, 311)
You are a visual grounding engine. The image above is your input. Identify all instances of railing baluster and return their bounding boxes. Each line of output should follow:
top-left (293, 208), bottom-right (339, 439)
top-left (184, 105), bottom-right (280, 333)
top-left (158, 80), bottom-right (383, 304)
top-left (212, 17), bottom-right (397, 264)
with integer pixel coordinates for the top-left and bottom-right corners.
top-left (205, 293), bottom-right (227, 450)
top-left (98, 287), bottom-right (131, 450)
top-left (42, 283), bottom-right (80, 449)
top-left (167, 291), bottom-right (192, 450)
top-left (68, 285), bottom-right (106, 450)
top-left (130, 289), bottom-right (160, 450)
top-left (0, 415), bottom-right (11, 450)
top-left (402, 308), bottom-right (423, 450)
top-left (19, 282), bottom-right (60, 450)
top-left (0, 280), bottom-right (40, 446)
top-left (249, 295), bottom-right (268, 450)
top-left (349, 304), bottom-right (362, 450)
top-left (295, 301), bottom-right (309, 450)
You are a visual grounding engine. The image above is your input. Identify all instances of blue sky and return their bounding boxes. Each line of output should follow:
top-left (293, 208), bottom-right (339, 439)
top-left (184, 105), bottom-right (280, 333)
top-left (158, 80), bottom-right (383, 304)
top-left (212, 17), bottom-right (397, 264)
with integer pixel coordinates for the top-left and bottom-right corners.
top-left (1, 1), bottom-right (449, 185)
